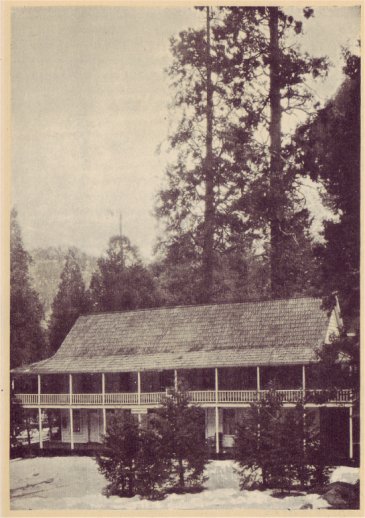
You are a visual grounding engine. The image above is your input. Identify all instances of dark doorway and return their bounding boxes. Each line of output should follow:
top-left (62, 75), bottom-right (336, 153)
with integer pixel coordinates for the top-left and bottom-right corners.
top-left (320, 408), bottom-right (349, 462)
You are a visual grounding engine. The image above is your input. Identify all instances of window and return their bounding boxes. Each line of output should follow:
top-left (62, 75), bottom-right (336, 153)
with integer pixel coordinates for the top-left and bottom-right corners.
top-left (73, 410), bottom-right (81, 433)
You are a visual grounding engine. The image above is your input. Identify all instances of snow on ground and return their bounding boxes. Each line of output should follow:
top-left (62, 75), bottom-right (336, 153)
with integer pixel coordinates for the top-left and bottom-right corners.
top-left (329, 466), bottom-right (359, 485)
top-left (10, 456), bottom-right (359, 510)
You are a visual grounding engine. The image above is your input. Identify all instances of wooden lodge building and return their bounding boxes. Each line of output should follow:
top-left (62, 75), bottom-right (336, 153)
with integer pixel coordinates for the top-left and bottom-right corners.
top-left (11, 296), bottom-right (358, 462)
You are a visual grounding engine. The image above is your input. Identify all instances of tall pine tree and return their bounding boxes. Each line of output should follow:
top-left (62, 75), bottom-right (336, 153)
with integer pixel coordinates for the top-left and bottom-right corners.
top-left (220, 6), bottom-right (328, 297)
top-left (156, 7), bottom-right (264, 303)
top-left (157, 7), bottom-right (328, 302)
top-left (48, 248), bottom-right (90, 355)
top-left (10, 209), bottom-right (46, 368)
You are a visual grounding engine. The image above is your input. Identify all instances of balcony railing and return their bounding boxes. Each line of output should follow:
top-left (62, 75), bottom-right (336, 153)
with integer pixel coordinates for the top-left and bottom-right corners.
top-left (14, 388), bottom-right (354, 407)
top-left (104, 393), bottom-right (138, 405)
top-left (140, 392), bottom-right (164, 405)
top-left (190, 390), bottom-right (216, 403)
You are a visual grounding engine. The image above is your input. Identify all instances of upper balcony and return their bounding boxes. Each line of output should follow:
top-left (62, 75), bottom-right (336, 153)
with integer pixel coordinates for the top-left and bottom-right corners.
top-left (12, 365), bottom-right (356, 408)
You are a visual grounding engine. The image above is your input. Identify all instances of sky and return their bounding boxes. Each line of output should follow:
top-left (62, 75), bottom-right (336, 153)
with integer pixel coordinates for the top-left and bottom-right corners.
top-left (11, 5), bottom-right (361, 261)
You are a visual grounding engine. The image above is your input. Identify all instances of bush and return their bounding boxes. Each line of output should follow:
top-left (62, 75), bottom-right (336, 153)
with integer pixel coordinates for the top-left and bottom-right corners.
top-left (96, 412), bottom-right (171, 500)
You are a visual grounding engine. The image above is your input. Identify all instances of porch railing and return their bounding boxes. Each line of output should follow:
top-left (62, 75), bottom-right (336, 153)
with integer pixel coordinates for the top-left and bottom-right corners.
top-left (14, 388), bottom-right (354, 407)
top-left (40, 393), bottom-right (70, 405)
top-left (140, 392), bottom-right (164, 405)
top-left (104, 393), bottom-right (138, 405)
top-left (72, 393), bottom-right (103, 405)
top-left (190, 390), bottom-right (216, 403)
top-left (218, 390), bottom-right (258, 403)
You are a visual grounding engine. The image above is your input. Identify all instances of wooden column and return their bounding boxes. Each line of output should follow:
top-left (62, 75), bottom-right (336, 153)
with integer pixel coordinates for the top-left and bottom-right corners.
top-left (256, 366), bottom-right (260, 399)
top-left (69, 374), bottom-right (73, 405)
top-left (37, 374), bottom-right (43, 448)
top-left (349, 406), bottom-right (353, 460)
top-left (102, 373), bottom-right (105, 405)
top-left (302, 365), bottom-right (306, 399)
top-left (215, 368), bottom-right (219, 454)
top-left (69, 374), bottom-right (74, 449)
top-left (38, 407), bottom-right (43, 449)
top-left (69, 408), bottom-right (74, 450)
top-left (174, 370), bottom-right (178, 391)
top-left (37, 374), bottom-right (41, 406)
top-left (102, 408), bottom-right (107, 436)
top-left (102, 374), bottom-right (106, 437)
top-left (137, 371), bottom-right (141, 405)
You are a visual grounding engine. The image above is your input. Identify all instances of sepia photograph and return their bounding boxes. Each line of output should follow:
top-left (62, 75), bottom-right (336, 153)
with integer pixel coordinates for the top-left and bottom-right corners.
top-left (6, 2), bottom-right (361, 513)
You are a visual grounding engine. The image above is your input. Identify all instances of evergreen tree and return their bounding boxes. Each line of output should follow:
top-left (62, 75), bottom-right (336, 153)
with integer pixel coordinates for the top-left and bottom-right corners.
top-left (10, 390), bottom-right (25, 454)
top-left (156, 7), bottom-right (264, 303)
top-left (90, 235), bottom-right (159, 312)
top-left (220, 7), bottom-right (328, 297)
top-left (294, 50), bottom-right (360, 317)
top-left (157, 7), bottom-right (328, 301)
top-left (10, 208), bottom-right (46, 368)
top-left (96, 412), bottom-right (170, 500)
top-left (311, 329), bottom-right (359, 395)
top-left (48, 248), bottom-right (90, 355)
top-left (151, 388), bottom-right (208, 490)
top-left (151, 234), bottom-right (202, 305)
top-left (234, 392), bottom-right (329, 491)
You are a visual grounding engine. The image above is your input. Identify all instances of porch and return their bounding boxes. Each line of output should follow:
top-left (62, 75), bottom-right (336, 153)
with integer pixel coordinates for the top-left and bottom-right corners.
top-left (13, 365), bottom-right (355, 408)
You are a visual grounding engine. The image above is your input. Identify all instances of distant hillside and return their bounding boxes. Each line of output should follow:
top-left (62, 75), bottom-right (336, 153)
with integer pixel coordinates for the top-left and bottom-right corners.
top-left (29, 246), bottom-right (98, 322)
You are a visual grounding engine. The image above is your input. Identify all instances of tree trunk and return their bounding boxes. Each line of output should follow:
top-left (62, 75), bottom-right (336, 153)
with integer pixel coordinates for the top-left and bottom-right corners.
top-left (268, 6), bottom-right (283, 298)
top-left (178, 458), bottom-right (185, 487)
top-left (202, 6), bottom-right (215, 303)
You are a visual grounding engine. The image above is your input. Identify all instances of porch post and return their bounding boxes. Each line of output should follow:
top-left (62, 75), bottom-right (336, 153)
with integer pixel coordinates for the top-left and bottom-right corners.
top-left (256, 366), bottom-right (260, 400)
top-left (302, 365), bottom-right (306, 400)
top-left (69, 374), bottom-right (73, 405)
top-left (137, 371), bottom-right (141, 405)
top-left (69, 408), bottom-right (74, 450)
top-left (174, 369), bottom-right (178, 391)
top-left (102, 373), bottom-right (105, 405)
top-left (37, 374), bottom-right (41, 406)
top-left (102, 408), bottom-right (107, 436)
top-left (215, 368), bottom-right (219, 454)
top-left (38, 407), bottom-right (43, 449)
top-left (349, 406), bottom-right (353, 460)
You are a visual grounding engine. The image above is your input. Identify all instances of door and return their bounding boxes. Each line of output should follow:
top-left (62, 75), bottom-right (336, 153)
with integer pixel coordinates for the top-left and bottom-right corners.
top-left (89, 410), bottom-right (100, 443)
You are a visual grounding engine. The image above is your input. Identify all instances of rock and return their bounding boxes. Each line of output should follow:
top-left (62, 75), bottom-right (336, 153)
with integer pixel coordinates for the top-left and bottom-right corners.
top-left (322, 481), bottom-right (359, 509)
top-left (300, 503), bottom-right (313, 509)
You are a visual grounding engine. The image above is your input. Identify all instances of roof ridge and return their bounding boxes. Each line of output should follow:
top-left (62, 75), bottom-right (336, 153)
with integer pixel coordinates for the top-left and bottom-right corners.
top-left (80, 295), bottom-right (323, 318)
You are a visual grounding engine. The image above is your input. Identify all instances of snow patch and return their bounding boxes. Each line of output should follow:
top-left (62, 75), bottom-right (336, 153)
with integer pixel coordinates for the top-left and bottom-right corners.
top-left (330, 466), bottom-right (359, 485)
top-left (10, 456), bottom-right (357, 510)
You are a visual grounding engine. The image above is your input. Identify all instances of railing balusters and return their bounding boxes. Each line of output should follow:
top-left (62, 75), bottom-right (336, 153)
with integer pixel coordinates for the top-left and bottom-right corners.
top-left (14, 388), bottom-right (355, 406)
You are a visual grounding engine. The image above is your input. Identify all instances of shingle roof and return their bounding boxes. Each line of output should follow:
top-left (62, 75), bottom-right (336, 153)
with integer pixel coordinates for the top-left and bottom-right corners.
top-left (13, 297), bottom-right (332, 374)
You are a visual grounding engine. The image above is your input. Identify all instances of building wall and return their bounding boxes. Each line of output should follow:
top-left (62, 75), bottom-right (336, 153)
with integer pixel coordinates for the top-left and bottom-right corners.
top-left (325, 309), bottom-right (340, 342)
top-left (60, 409), bottom-right (103, 443)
